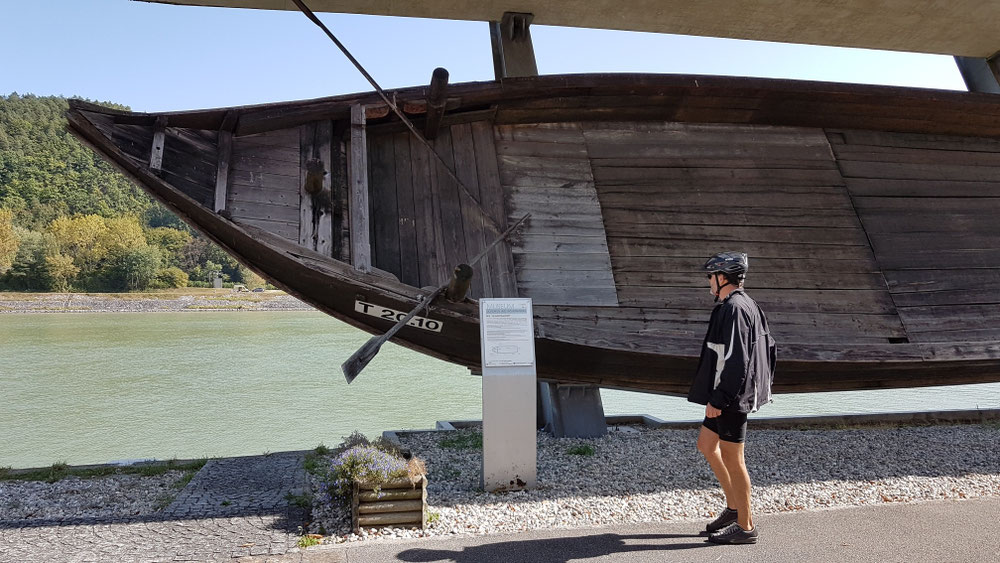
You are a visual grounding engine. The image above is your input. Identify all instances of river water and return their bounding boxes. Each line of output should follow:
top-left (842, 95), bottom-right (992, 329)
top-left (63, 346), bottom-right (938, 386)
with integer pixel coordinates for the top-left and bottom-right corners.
top-left (2, 311), bottom-right (999, 469)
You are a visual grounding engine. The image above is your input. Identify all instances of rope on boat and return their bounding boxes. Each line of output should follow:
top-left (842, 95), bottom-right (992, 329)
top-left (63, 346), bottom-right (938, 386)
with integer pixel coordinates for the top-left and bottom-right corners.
top-left (290, 0), bottom-right (505, 235)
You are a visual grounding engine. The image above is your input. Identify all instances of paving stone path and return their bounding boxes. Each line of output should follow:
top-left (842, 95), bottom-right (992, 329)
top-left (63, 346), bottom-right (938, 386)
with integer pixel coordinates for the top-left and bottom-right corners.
top-left (0, 452), bottom-right (308, 562)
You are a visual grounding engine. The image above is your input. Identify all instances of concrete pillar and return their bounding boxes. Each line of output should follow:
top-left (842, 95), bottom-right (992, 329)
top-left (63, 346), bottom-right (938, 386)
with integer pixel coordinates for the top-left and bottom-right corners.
top-left (540, 383), bottom-right (607, 438)
top-left (489, 12), bottom-right (538, 80)
top-left (954, 56), bottom-right (1000, 94)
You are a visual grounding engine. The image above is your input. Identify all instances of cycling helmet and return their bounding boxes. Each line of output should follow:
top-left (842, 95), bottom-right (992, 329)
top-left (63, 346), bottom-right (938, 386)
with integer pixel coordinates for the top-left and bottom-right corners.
top-left (703, 251), bottom-right (748, 278)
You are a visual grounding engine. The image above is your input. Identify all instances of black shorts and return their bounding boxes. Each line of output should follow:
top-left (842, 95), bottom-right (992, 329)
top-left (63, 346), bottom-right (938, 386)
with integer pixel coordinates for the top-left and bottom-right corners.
top-left (702, 410), bottom-right (748, 443)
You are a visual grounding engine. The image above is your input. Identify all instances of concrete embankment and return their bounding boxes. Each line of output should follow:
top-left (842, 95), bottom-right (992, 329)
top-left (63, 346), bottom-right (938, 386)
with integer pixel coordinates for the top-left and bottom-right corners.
top-left (0, 291), bottom-right (315, 313)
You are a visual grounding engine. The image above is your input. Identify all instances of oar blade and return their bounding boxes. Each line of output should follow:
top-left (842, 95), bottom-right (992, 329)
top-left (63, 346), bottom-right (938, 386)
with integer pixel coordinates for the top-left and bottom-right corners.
top-left (341, 336), bottom-right (384, 383)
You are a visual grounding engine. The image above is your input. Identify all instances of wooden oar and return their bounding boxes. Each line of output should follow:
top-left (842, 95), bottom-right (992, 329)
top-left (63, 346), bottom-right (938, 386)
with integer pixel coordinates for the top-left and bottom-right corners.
top-left (342, 213), bottom-right (531, 383)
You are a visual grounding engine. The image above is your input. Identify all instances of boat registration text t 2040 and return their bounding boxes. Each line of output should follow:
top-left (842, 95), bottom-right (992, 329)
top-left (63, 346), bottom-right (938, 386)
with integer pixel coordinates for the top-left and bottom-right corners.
top-left (354, 300), bottom-right (444, 332)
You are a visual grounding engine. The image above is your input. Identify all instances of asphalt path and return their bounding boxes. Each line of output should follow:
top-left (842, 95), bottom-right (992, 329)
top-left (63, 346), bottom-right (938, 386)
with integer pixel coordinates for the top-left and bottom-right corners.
top-left (260, 496), bottom-right (998, 563)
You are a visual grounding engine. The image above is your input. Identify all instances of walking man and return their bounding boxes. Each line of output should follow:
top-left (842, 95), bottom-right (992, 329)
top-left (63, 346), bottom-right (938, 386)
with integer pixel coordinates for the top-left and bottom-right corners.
top-left (688, 251), bottom-right (776, 545)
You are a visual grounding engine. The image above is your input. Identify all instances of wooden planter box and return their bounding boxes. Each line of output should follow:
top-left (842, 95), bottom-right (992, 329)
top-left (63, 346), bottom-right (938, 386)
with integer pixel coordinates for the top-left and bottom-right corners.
top-left (351, 476), bottom-right (427, 533)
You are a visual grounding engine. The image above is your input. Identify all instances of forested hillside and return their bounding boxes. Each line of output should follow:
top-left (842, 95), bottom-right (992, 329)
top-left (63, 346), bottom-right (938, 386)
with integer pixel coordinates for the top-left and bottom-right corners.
top-left (0, 93), bottom-right (262, 291)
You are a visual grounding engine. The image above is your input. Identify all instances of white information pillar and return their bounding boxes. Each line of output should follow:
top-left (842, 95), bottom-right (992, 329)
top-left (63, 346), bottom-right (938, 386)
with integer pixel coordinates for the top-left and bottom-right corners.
top-left (479, 298), bottom-right (537, 492)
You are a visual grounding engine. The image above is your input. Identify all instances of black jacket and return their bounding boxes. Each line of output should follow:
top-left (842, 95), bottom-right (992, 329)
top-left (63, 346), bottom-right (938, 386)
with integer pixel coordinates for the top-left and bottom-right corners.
top-left (687, 289), bottom-right (776, 413)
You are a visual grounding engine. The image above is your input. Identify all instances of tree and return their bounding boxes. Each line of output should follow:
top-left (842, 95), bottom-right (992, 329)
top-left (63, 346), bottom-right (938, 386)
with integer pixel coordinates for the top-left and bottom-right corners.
top-left (238, 265), bottom-right (266, 289)
top-left (0, 227), bottom-right (53, 290)
top-left (44, 253), bottom-right (79, 292)
top-left (155, 266), bottom-right (189, 289)
top-left (47, 214), bottom-right (109, 271)
top-left (146, 226), bottom-right (191, 266)
top-left (101, 216), bottom-right (147, 254)
top-left (105, 246), bottom-right (161, 291)
top-left (0, 208), bottom-right (19, 274)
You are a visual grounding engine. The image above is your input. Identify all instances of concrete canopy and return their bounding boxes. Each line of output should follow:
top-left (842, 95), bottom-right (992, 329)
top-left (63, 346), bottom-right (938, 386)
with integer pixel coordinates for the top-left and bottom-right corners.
top-left (139, 0), bottom-right (1000, 58)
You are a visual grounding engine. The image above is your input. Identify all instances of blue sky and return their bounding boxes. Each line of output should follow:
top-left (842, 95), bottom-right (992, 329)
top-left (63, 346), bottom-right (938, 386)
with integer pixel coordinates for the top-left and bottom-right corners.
top-left (2, 0), bottom-right (968, 112)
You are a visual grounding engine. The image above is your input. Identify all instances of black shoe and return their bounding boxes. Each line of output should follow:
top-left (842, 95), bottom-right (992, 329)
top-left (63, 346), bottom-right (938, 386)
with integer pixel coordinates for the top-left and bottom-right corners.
top-left (707, 522), bottom-right (759, 545)
top-left (700, 507), bottom-right (738, 536)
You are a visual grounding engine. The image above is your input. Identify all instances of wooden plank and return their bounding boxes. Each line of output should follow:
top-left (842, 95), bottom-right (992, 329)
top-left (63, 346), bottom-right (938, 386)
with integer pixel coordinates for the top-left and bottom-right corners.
top-left (515, 252), bottom-right (637, 272)
top-left (450, 123), bottom-right (488, 298)
top-left (349, 105), bottom-right (372, 272)
top-left (512, 235), bottom-right (611, 254)
top-left (875, 249), bottom-right (1000, 271)
top-left (228, 169), bottom-right (300, 192)
top-left (393, 133), bottom-right (420, 287)
top-left (358, 500), bottom-right (424, 514)
top-left (606, 238), bottom-right (876, 260)
top-left (431, 129), bottom-right (468, 284)
top-left (591, 166), bottom-right (845, 186)
top-left (356, 512), bottom-right (423, 527)
top-left (885, 268), bottom-right (1000, 294)
top-left (518, 286), bottom-right (619, 306)
top-left (149, 116), bottom-right (167, 171)
top-left (832, 129), bottom-right (1000, 153)
top-left (871, 233), bottom-right (1000, 254)
top-left (596, 191), bottom-right (853, 210)
top-left (357, 489), bottom-right (422, 502)
top-left (230, 153), bottom-right (300, 178)
top-left (590, 157), bottom-right (838, 170)
top-left (332, 121), bottom-right (350, 263)
top-left (613, 271), bottom-right (886, 291)
top-left (236, 217), bottom-right (298, 241)
top-left (299, 121), bottom-right (335, 254)
top-left (228, 201), bottom-right (301, 223)
top-left (409, 133), bottom-right (443, 287)
top-left (495, 139), bottom-right (589, 158)
top-left (235, 127), bottom-right (300, 146)
top-left (601, 206), bottom-right (862, 229)
top-left (229, 141), bottom-right (300, 164)
top-left (228, 185), bottom-right (299, 207)
top-left (845, 178), bottom-right (1000, 197)
top-left (474, 121), bottom-right (516, 297)
top-left (604, 224), bottom-right (871, 247)
top-left (581, 122), bottom-right (832, 144)
top-left (615, 287), bottom-right (897, 314)
top-left (369, 133), bottom-right (401, 278)
top-left (855, 211), bottom-right (1000, 234)
top-left (498, 155), bottom-right (594, 182)
top-left (214, 111), bottom-right (237, 213)
top-left (838, 160), bottom-right (1000, 182)
top-left (299, 122), bottom-right (314, 248)
top-left (610, 256), bottom-right (880, 274)
top-left (159, 169), bottom-right (214, 207)
top-left (832, 144), bottom-right (1000, 167)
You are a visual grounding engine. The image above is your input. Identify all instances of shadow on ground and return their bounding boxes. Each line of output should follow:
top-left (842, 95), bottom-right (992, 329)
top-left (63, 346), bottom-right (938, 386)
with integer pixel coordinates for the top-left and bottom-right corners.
top-left (395, 533), bottom-right (714, 563)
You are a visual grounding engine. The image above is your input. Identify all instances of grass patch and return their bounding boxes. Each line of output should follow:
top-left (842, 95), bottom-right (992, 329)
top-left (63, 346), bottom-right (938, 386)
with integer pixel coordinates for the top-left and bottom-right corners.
top-left (297, 535), bottom-right (321, 548)
top-left (1, 458), bottom-right (207, 484)
top-left (285, 492), bottom-right (312, 510)
top-left (567, 445), bottom-right (596, 456)
top-left (439, 431), bottom-right (483, 450)
top-left (304, 444), bottom-right (330, 477)
top-left (427, 511), bottom-right (440, 525)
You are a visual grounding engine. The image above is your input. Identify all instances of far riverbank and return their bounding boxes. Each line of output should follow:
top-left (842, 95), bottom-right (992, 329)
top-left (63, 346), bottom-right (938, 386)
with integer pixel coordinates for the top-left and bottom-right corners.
top-left (0, 290), bottom-right (315, 314)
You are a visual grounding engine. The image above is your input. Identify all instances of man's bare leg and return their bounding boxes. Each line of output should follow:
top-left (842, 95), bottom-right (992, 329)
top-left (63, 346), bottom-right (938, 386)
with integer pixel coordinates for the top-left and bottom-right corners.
top-left (696, 425), bottom-right (736, 508)
top-left (719, 440), bottom-right (753, 530)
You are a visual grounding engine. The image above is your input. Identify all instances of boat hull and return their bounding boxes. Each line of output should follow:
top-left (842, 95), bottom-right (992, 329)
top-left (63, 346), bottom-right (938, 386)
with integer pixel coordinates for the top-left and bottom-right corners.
top-left (67, 74), bottom-right (1000, 393)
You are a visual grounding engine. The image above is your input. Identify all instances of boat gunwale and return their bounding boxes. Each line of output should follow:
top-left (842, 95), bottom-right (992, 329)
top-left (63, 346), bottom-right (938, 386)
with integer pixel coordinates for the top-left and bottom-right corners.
top-left (69, 73), bottom-right (1000, 139)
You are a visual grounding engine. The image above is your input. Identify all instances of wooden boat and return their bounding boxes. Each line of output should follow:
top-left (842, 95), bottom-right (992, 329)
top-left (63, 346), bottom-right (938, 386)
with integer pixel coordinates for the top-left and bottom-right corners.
top-left (66, 72), bottom-right (1000, 394)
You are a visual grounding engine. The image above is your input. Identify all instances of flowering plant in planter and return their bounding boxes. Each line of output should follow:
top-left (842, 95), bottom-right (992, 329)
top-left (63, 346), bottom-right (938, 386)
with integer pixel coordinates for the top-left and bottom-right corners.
top-left (317, 435), bottom-right (426, 507)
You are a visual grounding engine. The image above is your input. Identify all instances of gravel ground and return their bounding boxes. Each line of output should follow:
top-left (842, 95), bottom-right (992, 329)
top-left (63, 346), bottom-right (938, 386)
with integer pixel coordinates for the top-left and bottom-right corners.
top-left (4, 423), bottom-right (997, 549)
top-left (0, 472), bottom-right (188, 521)
top-left (0, 292), bottom-right (313, 313)
top-left (307, 423), bottom-right (1000, 543)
